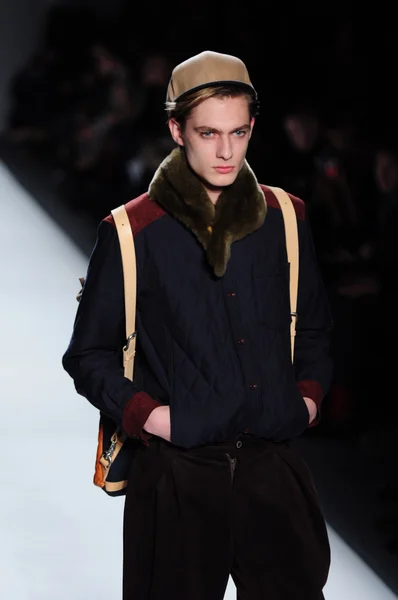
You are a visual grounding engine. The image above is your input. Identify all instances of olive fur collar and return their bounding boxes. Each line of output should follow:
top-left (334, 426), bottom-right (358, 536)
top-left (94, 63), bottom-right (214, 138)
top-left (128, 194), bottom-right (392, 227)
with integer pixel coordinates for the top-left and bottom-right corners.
top-left (148, 146), bottom-right (266, 277)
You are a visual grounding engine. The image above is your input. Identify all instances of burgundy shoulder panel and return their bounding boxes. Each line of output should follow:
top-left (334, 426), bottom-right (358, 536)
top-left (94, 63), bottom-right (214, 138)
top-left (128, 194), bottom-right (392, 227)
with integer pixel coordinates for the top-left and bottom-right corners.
top-left (260, 184), bottom-right (306, 221)
top-left (103, 192), bottom-right (166, 234)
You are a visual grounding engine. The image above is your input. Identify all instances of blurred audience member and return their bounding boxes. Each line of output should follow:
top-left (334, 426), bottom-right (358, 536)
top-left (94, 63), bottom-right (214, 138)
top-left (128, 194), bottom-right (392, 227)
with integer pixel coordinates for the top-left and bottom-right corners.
top-left (374, 142), bottom-right (398, 280)
top-left (280, 102), bottom-right (381, 435)
top-left (280, 101), bottom-right (324, 202)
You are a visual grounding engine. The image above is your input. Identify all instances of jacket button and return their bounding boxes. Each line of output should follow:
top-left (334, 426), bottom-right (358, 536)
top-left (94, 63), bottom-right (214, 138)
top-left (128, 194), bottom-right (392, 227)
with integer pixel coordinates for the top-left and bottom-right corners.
top-left (228, 292), bottom-right (236, 297)
top-left (237, 338), bottom-right (245, 344)
top-left (249, 383), bottom-right (258, 389)
top-left (243, 428), bottom-right (250, 434)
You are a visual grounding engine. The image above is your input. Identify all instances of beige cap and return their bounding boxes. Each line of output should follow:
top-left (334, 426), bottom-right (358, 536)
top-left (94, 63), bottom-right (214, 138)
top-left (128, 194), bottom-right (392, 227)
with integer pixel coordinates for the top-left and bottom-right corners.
top-left (166, 50), bottom-right (256, 103)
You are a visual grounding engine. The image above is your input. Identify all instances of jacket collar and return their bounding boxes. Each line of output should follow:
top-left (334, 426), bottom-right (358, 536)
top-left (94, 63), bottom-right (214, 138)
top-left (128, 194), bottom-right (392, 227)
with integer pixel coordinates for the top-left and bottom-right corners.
top-left (148, 146), bottom-right (266, 277)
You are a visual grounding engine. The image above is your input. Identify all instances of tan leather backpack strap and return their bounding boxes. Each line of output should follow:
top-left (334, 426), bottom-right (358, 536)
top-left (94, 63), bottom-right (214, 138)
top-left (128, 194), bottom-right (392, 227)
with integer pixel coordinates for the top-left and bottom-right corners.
top-left (266, 186), bottom-right (299, 363)
top-left (111, 205), bottom-right (137, 381)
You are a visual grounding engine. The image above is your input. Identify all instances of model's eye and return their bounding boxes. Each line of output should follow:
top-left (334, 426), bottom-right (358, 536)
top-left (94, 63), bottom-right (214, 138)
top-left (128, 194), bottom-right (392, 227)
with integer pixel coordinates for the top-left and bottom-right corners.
top-left (200, 131), bottom-right (214, 138)
top-left (234, 130), bottom-right (246, 137)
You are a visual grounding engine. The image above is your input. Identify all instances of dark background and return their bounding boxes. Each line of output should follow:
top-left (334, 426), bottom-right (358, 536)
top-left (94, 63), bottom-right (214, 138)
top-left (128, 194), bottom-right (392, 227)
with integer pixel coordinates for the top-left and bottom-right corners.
top-left (1, 0), bottom-right (398, 594)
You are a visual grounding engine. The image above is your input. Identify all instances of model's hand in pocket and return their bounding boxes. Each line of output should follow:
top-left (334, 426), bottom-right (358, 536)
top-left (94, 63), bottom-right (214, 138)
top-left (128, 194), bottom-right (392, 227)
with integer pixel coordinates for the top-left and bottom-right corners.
top-left (303, 397), bottom-right (317, 424)
top-left (144, 406), bottom-right (171, 441)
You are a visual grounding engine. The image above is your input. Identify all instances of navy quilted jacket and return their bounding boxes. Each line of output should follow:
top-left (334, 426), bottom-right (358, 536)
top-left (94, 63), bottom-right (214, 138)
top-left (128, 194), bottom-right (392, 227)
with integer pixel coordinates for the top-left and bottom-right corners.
top-left (62, 149), bottom-right (333, 448)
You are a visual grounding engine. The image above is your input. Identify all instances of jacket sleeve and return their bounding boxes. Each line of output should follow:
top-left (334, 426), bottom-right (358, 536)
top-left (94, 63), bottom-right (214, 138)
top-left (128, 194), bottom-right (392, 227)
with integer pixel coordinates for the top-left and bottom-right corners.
top-left (294, 211), bottom-right (334, 427)
top-left (62, 220), bottom-right (161, 442)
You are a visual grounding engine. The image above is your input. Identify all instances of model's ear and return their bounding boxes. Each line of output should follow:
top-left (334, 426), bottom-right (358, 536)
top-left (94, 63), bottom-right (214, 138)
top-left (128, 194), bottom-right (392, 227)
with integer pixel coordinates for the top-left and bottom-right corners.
top-left (168, 118), bottom-right (184, 146)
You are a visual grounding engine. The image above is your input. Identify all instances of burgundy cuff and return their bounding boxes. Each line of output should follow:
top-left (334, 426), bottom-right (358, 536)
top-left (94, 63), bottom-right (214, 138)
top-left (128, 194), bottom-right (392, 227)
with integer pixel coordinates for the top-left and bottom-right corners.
top-left (122, 392), bottom-right (162, 444)
top-left (296, 380), bottom-right (323, 428)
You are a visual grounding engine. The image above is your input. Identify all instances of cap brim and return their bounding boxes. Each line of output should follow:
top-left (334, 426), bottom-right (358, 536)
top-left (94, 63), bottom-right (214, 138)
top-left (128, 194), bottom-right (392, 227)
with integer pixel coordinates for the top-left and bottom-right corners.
top-left (168, 80), bottom-right (257, 103)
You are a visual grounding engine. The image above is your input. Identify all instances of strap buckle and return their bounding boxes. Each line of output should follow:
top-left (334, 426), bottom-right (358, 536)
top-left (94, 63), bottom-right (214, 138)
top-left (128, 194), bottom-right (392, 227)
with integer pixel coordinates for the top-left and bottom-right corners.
top-left (124, 332), bottom-right (137, 351)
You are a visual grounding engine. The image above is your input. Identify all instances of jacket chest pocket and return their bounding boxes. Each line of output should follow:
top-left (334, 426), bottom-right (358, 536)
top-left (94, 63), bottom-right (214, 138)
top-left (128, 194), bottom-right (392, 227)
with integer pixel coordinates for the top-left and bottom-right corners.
top-left (253, 264), bottom-right (292, 330)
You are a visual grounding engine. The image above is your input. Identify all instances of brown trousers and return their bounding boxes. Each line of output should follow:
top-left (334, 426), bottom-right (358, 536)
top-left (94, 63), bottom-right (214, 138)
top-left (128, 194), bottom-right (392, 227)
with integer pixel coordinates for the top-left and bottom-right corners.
top-left (123, 434), bottom-right (330, 600)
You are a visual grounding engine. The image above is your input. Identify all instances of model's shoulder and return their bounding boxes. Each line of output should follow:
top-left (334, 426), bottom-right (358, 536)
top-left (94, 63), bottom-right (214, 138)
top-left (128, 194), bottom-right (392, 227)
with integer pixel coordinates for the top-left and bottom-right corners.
top-left (103, 192), bottom-right (166, 235)
top-left (260, 184), bottom-right (306, 221)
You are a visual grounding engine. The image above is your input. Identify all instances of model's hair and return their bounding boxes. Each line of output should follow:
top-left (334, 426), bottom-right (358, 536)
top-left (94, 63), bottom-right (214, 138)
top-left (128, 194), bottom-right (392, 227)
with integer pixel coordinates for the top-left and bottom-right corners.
top-left (166, 85), bottom-right (259, 128)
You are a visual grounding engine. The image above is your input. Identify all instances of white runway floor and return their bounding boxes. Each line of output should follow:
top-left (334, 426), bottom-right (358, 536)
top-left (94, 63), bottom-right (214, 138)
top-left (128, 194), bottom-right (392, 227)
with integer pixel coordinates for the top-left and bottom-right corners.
top-left (1, 159), bottom-right (396, 599)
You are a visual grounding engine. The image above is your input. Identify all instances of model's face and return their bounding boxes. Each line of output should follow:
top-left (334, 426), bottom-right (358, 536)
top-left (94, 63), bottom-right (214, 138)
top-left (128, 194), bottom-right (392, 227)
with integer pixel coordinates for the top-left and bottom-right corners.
top-left (169, 95), bottom-right (254, 203)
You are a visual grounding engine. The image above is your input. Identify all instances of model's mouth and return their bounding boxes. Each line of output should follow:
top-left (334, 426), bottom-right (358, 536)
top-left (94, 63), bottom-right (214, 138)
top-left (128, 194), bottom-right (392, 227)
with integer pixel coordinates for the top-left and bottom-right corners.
top-left (214, 167), bottom-right (234, 174)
